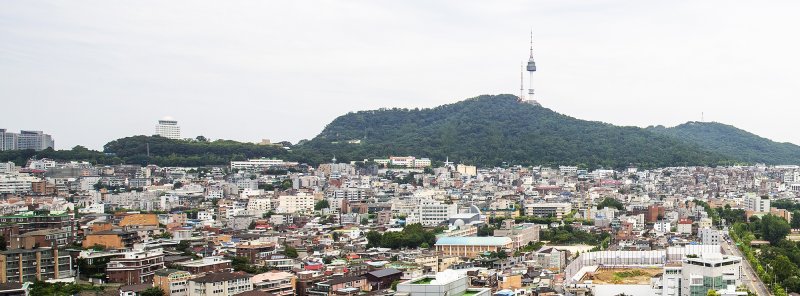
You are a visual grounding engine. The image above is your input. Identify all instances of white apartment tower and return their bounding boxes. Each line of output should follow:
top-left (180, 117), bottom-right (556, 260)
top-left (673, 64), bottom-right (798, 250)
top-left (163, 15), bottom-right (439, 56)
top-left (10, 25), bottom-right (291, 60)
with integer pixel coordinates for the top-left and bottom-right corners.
top-left (0, 129), bottom-right (53, 151)
top-left (744, 193), bottom-right (770, 213)
top-left (155, 118), bottom-right (181, 139)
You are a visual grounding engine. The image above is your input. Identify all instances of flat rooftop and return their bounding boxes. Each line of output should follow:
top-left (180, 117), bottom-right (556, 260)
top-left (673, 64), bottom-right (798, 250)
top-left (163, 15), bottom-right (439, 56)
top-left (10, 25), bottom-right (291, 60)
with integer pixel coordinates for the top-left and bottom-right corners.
top-left (582, 268), bottom-right (662, 285)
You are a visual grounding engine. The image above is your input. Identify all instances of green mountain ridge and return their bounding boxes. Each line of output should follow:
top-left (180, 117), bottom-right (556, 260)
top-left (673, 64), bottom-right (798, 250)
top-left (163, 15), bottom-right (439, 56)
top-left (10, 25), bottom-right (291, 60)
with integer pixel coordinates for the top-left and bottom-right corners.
top-left (3, 94), bottom-right (799, 168)
top-left (647, 121), bottom-right (800, 165)
top-left (297, 94), bottom-right (728, 168)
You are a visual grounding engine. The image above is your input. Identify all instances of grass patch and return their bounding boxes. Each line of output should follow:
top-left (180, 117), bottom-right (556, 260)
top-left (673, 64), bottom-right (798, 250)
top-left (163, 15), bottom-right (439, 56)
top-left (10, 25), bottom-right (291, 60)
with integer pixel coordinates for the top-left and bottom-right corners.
top-left (412, 278), bottom-right (434, 284)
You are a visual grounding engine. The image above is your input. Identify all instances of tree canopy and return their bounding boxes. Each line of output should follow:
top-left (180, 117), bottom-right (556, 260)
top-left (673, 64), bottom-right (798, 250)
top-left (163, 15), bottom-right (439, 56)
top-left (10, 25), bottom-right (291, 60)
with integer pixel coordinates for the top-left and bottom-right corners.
top-left (298, 95), bottom-right (733, 168)
top-left (366, 223), bottom-right (442, 249)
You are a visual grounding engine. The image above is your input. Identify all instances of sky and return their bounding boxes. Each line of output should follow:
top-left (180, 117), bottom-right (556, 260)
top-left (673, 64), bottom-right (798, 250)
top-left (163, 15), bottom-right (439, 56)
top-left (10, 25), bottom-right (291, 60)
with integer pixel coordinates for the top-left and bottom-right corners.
top-left (2, 1), bottom-right (800, 150)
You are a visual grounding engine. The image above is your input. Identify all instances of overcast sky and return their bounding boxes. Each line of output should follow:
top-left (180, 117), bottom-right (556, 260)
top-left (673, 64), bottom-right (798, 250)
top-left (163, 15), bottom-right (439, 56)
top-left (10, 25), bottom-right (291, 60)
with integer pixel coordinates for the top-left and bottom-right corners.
top-left (3, 1), bottom-right (800, 150)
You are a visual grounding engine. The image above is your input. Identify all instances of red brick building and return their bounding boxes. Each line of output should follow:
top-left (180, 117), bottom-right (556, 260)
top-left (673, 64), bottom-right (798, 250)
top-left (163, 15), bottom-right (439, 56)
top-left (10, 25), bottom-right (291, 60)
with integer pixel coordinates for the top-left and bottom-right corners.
top-left (106, 249), bottom-right (165, 284)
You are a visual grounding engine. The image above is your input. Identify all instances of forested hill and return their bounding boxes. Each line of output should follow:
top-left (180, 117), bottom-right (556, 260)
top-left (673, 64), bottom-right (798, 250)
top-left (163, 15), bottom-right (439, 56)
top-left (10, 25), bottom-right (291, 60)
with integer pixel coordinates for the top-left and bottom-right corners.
top-left (103, 135), bottom-right (291, 166)
top-left (0, 136), bottom-right (293, 167)
top-left (5, 95), bottom-right (799, 168)
top-left (295, 94), bottom-right (727, 168)
top-left (647, 122), bottom-right (800, 165)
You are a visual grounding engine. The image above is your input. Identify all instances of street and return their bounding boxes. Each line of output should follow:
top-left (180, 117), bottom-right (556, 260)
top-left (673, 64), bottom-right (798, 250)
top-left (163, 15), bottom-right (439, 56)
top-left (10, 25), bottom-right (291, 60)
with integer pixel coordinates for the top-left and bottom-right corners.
top-left (721, 236), bottom-right (771, 296)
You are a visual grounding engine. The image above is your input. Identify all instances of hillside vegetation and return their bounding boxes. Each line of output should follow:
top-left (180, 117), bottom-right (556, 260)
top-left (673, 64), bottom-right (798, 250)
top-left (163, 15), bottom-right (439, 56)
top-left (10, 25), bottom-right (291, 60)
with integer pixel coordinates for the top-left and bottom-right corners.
top-left (5, 94), bottom-right (800, 168)
top-left (297, 94), bottom-right (726, 168)
top-left (648, 122), bottom-right (800, 165)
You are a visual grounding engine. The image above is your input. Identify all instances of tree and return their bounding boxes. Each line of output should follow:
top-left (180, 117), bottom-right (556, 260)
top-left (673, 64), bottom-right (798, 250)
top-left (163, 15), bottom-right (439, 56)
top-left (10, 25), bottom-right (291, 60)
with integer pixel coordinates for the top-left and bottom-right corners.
top-left (477, 224), bottom-right (495, 237)
top-left (195, 135), bottom-right (209, 142)
top-left (760, 214), bottom-right (791, 244)
top-left (496, 249), bottom-right (508, 259)
top-left (791, 210), bottom-right (800, 229)
top-left (315, 200), bottom-right (330, 211)
top-left (173, 181), bottom-right (183, 189)
top-left (597, 198), bottom-right (624, 211)
top-left (284, 245), bottom-right (299, 258)
top-left (176, 240), bottom-right (191, 254)
top-left (769, 255), bottom-right (799, 284)
top-left (141, 287), bottom-right (165, 296)
top-left (706, 290), bottom-right (719, 296)
top-left (361, 217), bottom-right (369, 225)
top-left (420, 242), bottom-right (430, 249)
top-left (784, 276), bottom-right (800, 294)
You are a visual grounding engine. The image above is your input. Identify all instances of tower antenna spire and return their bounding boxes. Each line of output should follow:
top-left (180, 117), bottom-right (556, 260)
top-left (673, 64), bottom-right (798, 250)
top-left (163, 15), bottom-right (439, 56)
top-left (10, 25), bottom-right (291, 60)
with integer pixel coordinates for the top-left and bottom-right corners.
top-left (529, 30), bottom-right (534, 57)
top-left (520, 62), bottom-right (525, 101)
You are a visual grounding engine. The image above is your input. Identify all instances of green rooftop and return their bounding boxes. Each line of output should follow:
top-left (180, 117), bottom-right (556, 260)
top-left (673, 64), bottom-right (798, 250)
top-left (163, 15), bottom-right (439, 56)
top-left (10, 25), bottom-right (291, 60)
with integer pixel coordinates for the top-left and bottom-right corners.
top-left (411, 278), bottom-right (434, 285)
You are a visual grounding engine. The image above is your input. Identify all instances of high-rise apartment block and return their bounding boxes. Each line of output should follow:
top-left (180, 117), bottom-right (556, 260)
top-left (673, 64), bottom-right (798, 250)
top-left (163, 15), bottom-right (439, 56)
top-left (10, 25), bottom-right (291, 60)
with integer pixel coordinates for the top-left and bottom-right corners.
top-left (155, 119), bottom-right (181, 139)
top-left (0, 129), bottom-right (54, 151)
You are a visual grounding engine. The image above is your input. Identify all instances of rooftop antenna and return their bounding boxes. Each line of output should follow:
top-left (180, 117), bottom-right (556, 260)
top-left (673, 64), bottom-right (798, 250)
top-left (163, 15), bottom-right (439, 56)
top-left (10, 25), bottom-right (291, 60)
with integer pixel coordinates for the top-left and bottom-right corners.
top-left (701, 112), bottom-right (704, 122)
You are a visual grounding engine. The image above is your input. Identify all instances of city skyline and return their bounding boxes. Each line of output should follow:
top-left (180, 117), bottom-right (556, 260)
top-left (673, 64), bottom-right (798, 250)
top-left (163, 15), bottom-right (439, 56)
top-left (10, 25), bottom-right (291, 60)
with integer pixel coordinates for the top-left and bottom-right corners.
top-left (3, 1), bottom-right (800, 150)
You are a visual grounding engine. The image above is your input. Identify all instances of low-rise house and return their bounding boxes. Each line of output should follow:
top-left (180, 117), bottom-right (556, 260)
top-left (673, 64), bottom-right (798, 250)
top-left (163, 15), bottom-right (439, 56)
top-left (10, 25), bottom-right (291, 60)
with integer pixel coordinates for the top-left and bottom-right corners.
top-left (365, 269), bottom-right (403, 291)
top-left (119, 283), bottom-right (153, 296)
top-left (307, 276), bottom-right (369, 296)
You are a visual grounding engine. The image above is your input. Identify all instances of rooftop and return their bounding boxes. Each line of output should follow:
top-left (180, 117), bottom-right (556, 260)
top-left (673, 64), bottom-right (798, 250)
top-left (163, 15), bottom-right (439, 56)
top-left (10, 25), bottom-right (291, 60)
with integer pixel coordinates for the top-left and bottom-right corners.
top-left (583, 268), bottom-right (662, 285)
top-left (191, 272), bottom-right (252, 283)
top-left (435, 236), bottom-right (512, 246)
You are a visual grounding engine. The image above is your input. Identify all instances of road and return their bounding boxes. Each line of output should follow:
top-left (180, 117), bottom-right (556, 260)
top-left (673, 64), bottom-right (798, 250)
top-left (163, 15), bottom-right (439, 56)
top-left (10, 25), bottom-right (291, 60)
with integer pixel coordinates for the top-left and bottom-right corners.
top-left (721, 235), bottom-right (771, 296)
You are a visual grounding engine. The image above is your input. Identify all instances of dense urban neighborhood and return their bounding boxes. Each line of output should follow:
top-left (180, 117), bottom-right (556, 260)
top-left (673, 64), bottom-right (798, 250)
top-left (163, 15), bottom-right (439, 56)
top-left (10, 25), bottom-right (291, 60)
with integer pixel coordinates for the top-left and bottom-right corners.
top-left (2, 135), bottom-right (800, 296)
top-left (4, 3), bottom-right (800, 296)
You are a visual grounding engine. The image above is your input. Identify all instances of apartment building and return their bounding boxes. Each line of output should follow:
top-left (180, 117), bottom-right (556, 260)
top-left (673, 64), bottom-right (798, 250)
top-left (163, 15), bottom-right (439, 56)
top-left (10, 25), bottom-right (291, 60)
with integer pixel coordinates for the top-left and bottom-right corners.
top-left (188, 272), bottom-right (253, 296)
top-left (230, 159), bottom-right (294, 170)
top-left (396, 272), bottom-right (491, 296)
top-left (434, 237), bottom-right (513, 258)
top-left (155, 119), bottom-right (181, 140)
top-left (524, 202), bottom-right (572, 219)
top-left (493, 220), bottom-right (540, 249)
top-left (0, 212), bottom-right (75, 235)
top-left (0, 247), bottom-right (73, 283)
top-left (176, 256), bottom-right (232, 275)
top-left (744, 194), bottom-right (770, 213)
top-left (416, 199), bottom-right (457, 226)
top-left (107, 248), bottom-right (166, 284)
top-left (276, 193), bottom-right (316, 214)
top-left (0, 174), bottom-right (40, 195)
top-left (0, 129), bottom-right (53, 151)
top-left (251, 271), bottom-right (296, 296)
top-left (154, 269), bottom-right (192, 296)
top-left (677, 253), bottom-right (742, 296)
top-left (10, 228), bottom-right (73, 249)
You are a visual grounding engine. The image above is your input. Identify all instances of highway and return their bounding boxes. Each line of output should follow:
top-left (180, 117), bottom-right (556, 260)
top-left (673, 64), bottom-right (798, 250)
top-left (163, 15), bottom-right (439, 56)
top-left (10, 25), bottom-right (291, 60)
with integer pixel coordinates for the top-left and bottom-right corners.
top-left (721, 234), bottom-right (771, 296)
